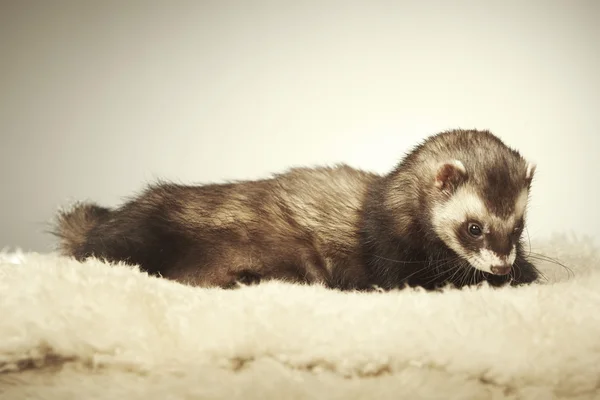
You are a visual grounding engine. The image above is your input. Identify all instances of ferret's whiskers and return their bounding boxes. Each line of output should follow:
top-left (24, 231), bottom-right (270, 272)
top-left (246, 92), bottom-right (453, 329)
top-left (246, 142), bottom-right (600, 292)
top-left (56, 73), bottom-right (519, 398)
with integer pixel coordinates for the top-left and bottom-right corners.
top-left (511, 262), bottom-right (519, 282)
top-left (447, 262), bottom-right (466, 286)
top-left (372, 254), bottom-right (455, 265)
top-left (524, 228), bottom-right (573, 280)
top-left (527, 253), bottom-right (574, 280)
top-left (423, 263), bottom-right (462, 286)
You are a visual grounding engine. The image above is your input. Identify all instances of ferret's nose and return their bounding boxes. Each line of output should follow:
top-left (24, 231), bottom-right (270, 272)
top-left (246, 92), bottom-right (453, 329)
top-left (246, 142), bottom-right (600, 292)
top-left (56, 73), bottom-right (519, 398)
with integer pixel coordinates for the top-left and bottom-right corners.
top-left (490, 265), bottom-right (511, 275)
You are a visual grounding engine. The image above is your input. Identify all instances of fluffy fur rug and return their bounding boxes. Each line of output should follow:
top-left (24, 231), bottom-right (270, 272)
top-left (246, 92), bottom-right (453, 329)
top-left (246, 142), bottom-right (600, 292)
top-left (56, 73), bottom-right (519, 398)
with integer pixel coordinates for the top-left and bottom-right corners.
top-left (0, 234), bottom-right (599, 400)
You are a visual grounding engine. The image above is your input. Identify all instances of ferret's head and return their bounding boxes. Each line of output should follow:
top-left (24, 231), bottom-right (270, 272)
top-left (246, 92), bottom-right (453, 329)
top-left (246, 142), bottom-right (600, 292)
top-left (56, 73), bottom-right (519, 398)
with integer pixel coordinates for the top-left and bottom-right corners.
top-left (427, 134), bottom-right (536, 276)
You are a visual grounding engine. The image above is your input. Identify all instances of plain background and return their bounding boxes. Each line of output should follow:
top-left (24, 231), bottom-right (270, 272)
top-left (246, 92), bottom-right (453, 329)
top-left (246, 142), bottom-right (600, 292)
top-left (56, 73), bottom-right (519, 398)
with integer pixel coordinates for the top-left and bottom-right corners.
top-left (1, 0), bottom-right (598, 252)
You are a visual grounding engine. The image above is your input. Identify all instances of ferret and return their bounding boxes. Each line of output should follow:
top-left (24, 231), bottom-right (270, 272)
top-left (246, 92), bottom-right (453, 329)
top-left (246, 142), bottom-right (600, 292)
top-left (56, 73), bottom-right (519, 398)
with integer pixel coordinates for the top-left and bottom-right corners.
top-left (52, 129), bottom-right (540, 290)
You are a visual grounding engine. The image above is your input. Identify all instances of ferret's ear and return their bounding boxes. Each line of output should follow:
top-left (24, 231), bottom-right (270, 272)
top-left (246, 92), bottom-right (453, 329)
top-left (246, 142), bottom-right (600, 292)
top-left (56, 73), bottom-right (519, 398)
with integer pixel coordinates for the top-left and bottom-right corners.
top-left (524, 161), bottom-right (536, 188)
top-left (525, 161), bottom-right (536, 183)
top-left (435, 160), bottom-right (467, 193)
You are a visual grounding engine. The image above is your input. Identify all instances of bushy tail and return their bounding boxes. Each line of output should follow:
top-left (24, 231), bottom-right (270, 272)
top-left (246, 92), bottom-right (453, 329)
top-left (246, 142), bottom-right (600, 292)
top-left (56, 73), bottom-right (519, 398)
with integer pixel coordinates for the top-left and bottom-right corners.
top-left (52, 202), bottom-right (112, 256)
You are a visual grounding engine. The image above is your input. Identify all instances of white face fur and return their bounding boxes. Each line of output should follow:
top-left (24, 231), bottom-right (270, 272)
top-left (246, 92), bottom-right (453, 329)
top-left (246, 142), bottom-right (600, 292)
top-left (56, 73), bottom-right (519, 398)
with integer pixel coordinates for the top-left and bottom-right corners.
top-left (431, 160), bottom-right (532, 275)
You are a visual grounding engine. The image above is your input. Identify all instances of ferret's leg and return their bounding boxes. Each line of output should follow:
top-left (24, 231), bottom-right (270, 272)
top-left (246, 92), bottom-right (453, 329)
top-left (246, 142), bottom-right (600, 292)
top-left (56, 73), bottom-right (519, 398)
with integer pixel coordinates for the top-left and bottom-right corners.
top-left (164, 246), bottom-right (330, 289)
top-left (511, 252), bottom-right (540, 285)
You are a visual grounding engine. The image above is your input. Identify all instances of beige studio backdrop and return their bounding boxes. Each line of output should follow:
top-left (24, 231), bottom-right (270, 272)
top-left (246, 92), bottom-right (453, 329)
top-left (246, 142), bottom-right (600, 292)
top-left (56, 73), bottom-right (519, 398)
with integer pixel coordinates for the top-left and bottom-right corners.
top-left (0, 0), bottom-right (598, 252)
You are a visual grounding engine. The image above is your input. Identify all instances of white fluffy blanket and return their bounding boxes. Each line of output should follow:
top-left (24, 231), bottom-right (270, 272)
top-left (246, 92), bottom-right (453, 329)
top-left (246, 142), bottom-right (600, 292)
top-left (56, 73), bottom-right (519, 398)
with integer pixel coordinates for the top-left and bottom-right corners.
top-left (1, 234), bottom-right (599, 400)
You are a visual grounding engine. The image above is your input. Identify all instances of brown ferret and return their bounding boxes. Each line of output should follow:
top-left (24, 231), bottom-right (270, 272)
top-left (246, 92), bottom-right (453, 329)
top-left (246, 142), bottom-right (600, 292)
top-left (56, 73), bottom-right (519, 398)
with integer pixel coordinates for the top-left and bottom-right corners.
top-left (52, 129), bottom-right (540, 290)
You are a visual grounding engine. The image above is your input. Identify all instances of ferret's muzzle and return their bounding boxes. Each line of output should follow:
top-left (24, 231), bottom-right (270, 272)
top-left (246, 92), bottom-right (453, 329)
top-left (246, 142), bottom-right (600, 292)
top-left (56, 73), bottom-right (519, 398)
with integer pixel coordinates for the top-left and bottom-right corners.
top-left (490, 264), bottom-right (511, 275)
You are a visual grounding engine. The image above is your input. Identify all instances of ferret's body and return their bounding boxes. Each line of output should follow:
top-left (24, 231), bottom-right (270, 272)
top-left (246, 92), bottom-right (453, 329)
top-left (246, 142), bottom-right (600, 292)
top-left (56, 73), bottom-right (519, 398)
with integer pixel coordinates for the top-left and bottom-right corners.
top-left (54, 129), bottom-right (540, 290)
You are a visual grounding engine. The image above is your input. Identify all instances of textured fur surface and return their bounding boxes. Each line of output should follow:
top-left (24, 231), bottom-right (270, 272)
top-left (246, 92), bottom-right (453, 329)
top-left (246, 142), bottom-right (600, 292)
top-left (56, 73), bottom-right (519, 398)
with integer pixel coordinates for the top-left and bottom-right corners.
top-left (1, 234), bottom-right (599, 399)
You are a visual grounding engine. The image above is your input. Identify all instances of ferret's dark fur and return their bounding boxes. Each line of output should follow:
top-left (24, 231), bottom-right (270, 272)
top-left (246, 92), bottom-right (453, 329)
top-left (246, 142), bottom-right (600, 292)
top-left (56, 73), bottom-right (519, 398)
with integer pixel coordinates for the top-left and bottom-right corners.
top-left (52, 129), bottom-right (540, 290)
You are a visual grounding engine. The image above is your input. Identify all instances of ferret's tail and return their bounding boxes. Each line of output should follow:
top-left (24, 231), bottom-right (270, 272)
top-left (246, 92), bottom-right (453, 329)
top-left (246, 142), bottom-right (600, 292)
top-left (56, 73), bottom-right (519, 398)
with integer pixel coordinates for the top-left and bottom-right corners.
top-left (52, 202), bottom-right (112, 256)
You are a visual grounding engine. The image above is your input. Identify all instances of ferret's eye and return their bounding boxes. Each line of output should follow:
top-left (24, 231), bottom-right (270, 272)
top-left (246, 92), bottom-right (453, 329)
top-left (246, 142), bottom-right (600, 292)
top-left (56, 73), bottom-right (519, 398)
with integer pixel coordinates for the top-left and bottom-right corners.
top-left (468, 223), bottom-right (483, 238)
